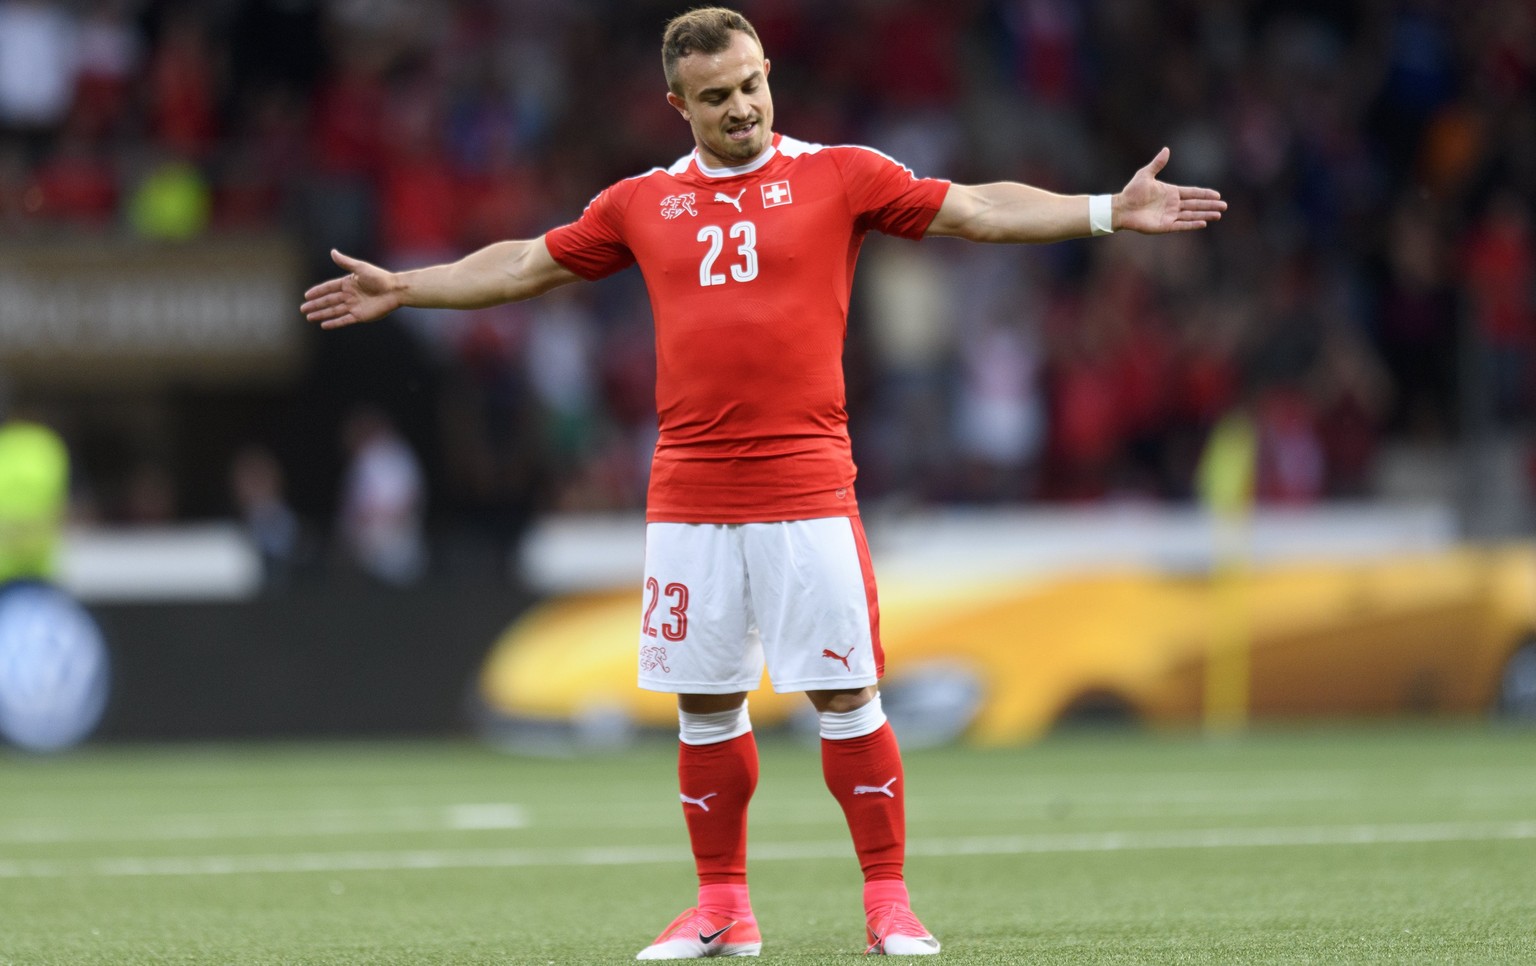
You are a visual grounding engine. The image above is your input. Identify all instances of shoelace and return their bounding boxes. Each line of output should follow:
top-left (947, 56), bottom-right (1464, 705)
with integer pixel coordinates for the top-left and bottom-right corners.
top-left (865, 904), bottom-right (928, 954)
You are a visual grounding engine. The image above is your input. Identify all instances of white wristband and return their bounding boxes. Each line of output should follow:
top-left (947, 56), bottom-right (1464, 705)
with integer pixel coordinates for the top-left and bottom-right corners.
top-left (1089, 194), bottom-right (1115, 236)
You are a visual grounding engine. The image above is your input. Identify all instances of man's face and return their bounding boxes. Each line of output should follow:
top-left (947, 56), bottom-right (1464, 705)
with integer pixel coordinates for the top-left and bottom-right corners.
top-left (667, 31), bottom-right (774, 168)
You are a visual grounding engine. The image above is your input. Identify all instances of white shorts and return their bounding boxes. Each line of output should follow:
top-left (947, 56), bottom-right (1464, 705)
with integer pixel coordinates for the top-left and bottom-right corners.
top-left (637, 516), bottom-right (884, 694)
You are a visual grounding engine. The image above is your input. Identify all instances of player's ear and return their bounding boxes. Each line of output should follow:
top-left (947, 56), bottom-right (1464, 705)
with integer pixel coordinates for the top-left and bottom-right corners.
top-left (763, 58), bottom-right (771, 78)
top-left (666, 91), bottom-right (689, 120)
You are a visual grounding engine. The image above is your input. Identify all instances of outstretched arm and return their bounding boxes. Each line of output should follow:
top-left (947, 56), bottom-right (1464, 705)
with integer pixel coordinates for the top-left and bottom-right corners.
top-left (925, 147), bottom-right (1225, 244)
top-left (300, 238), bottom-right (582, 329)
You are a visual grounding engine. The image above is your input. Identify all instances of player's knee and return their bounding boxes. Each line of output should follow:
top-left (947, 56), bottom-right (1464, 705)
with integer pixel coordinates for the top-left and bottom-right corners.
top-left (678, 691), bottom-right (748, 715)
top-left (805, 685), bottom-right (875, 715)
top-left (814, 690), bottom-right (887, 740)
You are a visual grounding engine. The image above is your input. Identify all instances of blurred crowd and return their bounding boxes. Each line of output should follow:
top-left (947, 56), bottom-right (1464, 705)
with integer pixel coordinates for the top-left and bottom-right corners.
top-left (1, 0), bottom-right (1533, 580)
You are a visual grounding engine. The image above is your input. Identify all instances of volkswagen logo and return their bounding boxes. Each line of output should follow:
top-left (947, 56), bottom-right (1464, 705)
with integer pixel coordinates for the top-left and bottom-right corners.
top-left (0, 581), bottom-right (110, 752)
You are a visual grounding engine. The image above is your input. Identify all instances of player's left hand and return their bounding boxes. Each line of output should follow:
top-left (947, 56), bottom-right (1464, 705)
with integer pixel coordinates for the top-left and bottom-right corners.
top-left (1113, 148), bottom-right (1226, 234)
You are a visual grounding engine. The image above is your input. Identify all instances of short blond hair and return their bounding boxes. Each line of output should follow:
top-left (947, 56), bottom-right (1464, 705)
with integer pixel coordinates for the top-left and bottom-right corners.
top-left (661, 7), bottom-right (763, 95)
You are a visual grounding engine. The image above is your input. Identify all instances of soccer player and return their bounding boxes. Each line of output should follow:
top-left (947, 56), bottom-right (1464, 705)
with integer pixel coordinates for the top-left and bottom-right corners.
top-left (302, 7), bottom-right (1224, 958)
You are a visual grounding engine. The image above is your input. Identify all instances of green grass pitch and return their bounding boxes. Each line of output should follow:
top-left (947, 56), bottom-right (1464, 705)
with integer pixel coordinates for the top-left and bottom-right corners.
top-left (2, 724), bottom-right (1534, 964)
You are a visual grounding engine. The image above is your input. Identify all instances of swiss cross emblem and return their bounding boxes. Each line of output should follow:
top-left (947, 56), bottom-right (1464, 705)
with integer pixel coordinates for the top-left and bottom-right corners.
top-left (660, 192), bottom-right (698, 219)
top-left (760, 180), bottom-right (793, 208)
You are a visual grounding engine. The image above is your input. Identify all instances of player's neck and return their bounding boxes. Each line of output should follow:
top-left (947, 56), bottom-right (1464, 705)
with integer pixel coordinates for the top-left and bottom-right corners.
top-left (694, 139), bottom-right (777, 178)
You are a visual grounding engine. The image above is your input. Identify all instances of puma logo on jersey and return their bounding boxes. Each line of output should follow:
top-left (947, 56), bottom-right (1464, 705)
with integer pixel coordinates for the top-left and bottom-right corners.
top-left (714, 189), bottom-right (745, 212)
top-left (822, 647), bottom-right (855, 671)
top-left (853, 777), bottom-right (898, 798)
top-left (680, 791), bottom-right (718, 812)
top-left (660, 192), bottom-right (698, 219)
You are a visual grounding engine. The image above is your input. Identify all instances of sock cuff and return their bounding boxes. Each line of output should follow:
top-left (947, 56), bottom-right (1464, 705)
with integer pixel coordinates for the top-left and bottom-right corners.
top-left (819, 693), bottom-right (888, 740)
top-left (698, 882), bottom-right (753, 915)
top-left (863, 878), bottom-right (910, 910)
top-left (679, 702), bottom-right (752, 745)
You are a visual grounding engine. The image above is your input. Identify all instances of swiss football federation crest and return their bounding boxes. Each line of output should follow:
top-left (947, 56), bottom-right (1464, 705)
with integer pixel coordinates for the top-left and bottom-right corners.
top-left (760, 180), bottom-right (793, 208)
top-left (641, 645), bottom-right (672, 673)
top-left (660, 193), bottom-right (698, 219)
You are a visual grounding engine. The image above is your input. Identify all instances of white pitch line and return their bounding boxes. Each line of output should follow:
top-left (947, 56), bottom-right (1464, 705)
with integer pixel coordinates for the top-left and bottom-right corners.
top-left (0, 804), bottom-right (527, 844)
top-left (1, 820), bottom-right (1533, 880)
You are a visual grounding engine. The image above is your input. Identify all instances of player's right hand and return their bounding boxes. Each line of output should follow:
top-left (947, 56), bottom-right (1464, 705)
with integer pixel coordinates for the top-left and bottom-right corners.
top-left (300, 250), bottom-right (401, 329)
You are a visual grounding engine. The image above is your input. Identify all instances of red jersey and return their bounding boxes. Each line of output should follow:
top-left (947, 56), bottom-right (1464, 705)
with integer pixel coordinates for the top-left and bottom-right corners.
top-left (545, 134), bottom-right (949, 523)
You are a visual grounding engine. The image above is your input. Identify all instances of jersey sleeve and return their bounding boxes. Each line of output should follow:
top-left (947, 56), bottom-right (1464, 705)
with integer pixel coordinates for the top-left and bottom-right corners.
top-left (833, 147), bottom-right (951, 239)
top-left (544, 181), bottom-right (638, 280)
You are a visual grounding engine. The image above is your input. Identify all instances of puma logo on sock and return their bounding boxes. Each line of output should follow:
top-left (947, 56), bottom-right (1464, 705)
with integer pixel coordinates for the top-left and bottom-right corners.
top-left (853, 777), bottom-right (897, 798)
top-left (680, 791), bottom-right (718, 812)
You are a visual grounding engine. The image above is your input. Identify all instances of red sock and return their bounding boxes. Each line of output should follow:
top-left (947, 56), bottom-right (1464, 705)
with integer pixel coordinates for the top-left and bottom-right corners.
top-left (863, 878), bottom-right (912, 914)
top-left (678, 732), bottom-right (759, 892)
top-left (822, 721), bottom-right (906, 882)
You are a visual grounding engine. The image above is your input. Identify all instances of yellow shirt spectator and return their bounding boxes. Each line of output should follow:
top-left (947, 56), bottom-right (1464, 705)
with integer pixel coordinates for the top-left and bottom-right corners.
top-left (0, 420), bottom-right (69, 584)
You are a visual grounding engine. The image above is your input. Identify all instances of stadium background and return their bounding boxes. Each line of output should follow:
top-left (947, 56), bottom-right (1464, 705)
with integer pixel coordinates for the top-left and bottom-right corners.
top-left (0, 0), bottom-right (1533, 741)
